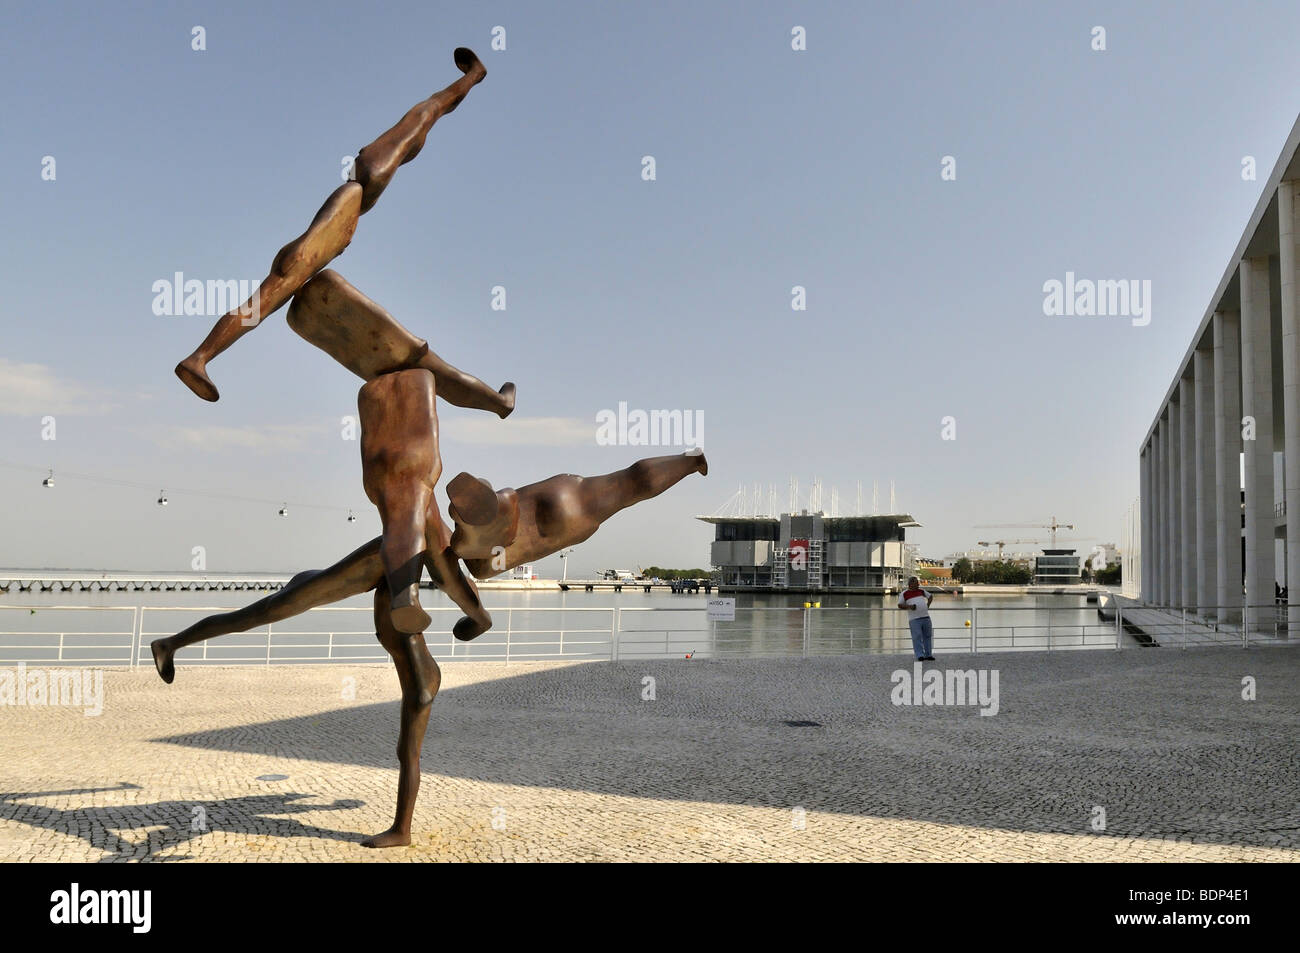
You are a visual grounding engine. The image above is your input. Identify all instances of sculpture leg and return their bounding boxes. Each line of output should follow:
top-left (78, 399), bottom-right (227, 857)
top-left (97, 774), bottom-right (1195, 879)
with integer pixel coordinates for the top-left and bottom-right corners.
top-left (362, 582), bottom-right (440, 849)
top-left (572, 449), bottom-right (709, 526)
top-left (175, 183), bottom-right (363, 401)
top-left (373, 481), bottom-right (435, 635)
top-left (174, 47), bottom-right (486, 402)
top-left (287, 269), bottom-right (514, 417)
top-left (418, 348), bottom-right (515, 419)
top-left (150, 538), bottom-right (384, 683)
top-left (354, 47), bottom-right (487, 214)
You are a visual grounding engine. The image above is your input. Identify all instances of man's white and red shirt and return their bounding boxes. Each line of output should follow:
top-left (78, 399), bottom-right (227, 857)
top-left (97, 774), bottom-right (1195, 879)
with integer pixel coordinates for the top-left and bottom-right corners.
top-left (899, 587), bottom-right (930, 619)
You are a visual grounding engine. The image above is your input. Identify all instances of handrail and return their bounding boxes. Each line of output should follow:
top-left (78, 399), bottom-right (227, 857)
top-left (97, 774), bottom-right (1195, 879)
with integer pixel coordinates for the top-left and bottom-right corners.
top-left (1, 600), bottom-right (1294, 666)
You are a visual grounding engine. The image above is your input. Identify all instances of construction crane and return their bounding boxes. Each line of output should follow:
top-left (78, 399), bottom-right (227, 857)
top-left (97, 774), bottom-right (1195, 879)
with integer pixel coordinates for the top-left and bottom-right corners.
top-left (976, 538), bottom-right (1041, 558)
top-left (974, 517), bottom-right (1076, 549)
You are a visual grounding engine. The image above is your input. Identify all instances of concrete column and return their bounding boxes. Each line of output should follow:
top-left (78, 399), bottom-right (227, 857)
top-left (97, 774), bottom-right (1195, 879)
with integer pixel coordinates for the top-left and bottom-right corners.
top-left (1179, 375), bottom-right (1197, 605)
top-left (1154, 426), bottom-right (1164, 598)
top-left (1194, 346), bottom-right (1217, 614)
top-left (1159, 423), bottom-right (1170, 603)
top-left (1141, 441), bottom-right (1152, 601)
top-left (1215, 310), bottom-right (1243, 620)
top-left (1240, 256), bottom-right (1276, 614)
top-left (1166, 397), bottom-right (1182, 605)
top-left (1279, 180), bottom-right (1300, 635)
top-left (1161, 417), bottom-right (1173, 604)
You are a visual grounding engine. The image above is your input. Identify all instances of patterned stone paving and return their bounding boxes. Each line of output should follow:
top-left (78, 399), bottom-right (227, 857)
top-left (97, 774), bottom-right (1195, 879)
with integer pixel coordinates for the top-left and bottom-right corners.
top-left (1, 648), bottom-right (1296, 861)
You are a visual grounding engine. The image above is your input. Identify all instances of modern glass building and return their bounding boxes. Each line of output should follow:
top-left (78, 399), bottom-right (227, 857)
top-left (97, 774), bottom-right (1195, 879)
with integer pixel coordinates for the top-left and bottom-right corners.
top-left (1034, 549), bottom-right (1081, 585)
top-left (699, 512), bottom-right (920, 593)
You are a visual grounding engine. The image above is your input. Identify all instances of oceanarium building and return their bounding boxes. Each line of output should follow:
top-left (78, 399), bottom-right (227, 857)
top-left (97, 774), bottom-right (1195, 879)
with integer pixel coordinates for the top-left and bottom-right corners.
top-left (700, 512), bottom-right (919, 593)
top-left (1141, 113), bottom-right (1300, 627)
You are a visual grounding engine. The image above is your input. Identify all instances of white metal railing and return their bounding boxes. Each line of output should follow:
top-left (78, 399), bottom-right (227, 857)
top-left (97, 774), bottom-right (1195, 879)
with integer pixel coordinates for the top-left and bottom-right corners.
top-left (0, 605), bottom-right (139, 665)
top-left (2, 600), bottom-right (1293, 668)
top-left (1114, 602), bottom-right (1296, 648)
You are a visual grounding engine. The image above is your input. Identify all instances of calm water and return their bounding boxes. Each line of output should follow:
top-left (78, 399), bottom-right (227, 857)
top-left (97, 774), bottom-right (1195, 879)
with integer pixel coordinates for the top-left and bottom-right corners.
top-left (0, 579), bottom-right (1128, 662)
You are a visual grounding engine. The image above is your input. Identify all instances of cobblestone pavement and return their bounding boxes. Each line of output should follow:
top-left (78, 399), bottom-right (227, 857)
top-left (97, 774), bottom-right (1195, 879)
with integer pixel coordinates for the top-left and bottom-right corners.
top-left (1, 647), bottom-right (1297, 861)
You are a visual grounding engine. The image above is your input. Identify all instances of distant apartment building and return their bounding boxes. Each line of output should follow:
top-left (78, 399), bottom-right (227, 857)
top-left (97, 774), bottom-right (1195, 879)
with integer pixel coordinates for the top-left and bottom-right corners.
top-left (1086, 543), bottom-right (1120, 570)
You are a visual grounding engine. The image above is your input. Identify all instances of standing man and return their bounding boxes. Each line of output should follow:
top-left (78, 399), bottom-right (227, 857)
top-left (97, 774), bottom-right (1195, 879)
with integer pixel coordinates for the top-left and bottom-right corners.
top-left (898, 576), bottom-right (935, 661)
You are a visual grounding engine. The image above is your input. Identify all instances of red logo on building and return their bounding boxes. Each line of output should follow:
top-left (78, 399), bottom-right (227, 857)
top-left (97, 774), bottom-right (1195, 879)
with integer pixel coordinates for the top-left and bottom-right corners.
top-left (789, 539), bottom-right (808, 570)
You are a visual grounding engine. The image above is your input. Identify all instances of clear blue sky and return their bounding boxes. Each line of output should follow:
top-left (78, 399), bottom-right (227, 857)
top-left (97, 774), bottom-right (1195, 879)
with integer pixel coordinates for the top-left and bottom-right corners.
top-left (4, 0), bottom-right (1300, 574)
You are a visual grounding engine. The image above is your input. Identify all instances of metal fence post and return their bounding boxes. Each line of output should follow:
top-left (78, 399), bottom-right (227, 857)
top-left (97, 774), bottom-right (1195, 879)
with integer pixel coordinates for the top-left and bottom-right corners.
top-left (131, 606), bottom-right (142, 670)
top-left (265, 623), bottom-right (272, 666)
top-left (1116, 604), bottom-right (1122, 650)
top-left (611, 607), bottom-right (619, 661)
top-left (1181, 606), bottom-right (1187, 649)
top-left (970, 607), bottom-right (977, 654)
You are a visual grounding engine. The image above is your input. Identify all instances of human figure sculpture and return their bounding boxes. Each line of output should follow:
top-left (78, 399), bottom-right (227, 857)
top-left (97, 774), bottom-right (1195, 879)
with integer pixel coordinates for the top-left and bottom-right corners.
top-left (174, 48), bottom-right (495, 406)
top-left (156, 50), bottom-right (709, 848)
top-left (447, 451), bottom-right (709, 579)
top-left (289, 269), bottom-right (513, 418)
top-left (150, 449), bottom-right (707, 847)
top-left (358, 367), bottom-right (491, 636)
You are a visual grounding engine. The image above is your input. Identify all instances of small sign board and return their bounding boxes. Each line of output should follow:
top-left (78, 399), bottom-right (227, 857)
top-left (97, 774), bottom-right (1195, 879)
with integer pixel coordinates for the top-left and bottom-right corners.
top-left (707, 597), bottom-right (735, 622)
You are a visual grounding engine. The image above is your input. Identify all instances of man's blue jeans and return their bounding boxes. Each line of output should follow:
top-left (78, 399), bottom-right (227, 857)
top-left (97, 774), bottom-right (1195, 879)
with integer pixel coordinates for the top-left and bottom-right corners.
top-left (908, 616), bottom-right (934, 659)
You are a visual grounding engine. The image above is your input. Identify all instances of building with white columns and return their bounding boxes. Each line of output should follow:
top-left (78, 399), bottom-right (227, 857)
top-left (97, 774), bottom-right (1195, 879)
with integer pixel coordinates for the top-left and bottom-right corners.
top-left (1140, 115), bottom-right (1300, 631)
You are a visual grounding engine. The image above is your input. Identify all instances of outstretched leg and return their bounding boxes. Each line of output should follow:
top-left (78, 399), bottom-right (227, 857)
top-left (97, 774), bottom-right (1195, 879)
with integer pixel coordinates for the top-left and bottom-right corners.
top-left (175, 48), bottom-right (487, 402)
top-left (573, 449), bottom-right (709, 526)
top-left (176, 183), bottom-right (362, 401)
top-left (150, 537), bottom-right (384, 683)
top-left (287, 269), bottom-right (514, 417)
top-left (363, 581), bottom-right (441, 848)
top-left (354, 47), bottom-right (487, 213)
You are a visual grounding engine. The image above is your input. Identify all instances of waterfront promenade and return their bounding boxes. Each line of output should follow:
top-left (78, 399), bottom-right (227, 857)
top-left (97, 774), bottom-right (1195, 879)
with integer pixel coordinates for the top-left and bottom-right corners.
top-left (1, 648), bottom-right (1296, 862)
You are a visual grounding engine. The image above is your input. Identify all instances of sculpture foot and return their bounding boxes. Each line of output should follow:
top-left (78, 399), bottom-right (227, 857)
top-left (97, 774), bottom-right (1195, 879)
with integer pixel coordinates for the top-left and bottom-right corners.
top-left (453, 614), bottom-right (490, 642)
top-left (151, 639), bottom-right (175, 684)
top-left (453, 47), bottom-right (486, 82)
top-left (686, 447), bottom-right (708, 476)
top-left (175, 356), bottom-right (220, 402)
top-left (361, 827), bottom-right (411, 848)
top-left (497, 382), bottom-right (516, 419)
top-left (447, 472), bottom-right (500, 525)
top-left (390, 583), bottom-right (431, 634)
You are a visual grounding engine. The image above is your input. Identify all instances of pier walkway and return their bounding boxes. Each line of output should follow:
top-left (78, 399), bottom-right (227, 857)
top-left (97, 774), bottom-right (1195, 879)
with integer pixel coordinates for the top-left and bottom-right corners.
top-left (0, 573), bottom-right (288, 593)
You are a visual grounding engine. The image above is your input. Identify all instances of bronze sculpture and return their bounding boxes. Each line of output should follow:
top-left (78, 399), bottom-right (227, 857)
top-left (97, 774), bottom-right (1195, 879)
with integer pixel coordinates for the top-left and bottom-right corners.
top-left (156, 49), bottom-right (708, 848)
top-left (150, 449), bottom-right (705, 847)
top-left (174, 48), bottom-right (490, 404)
